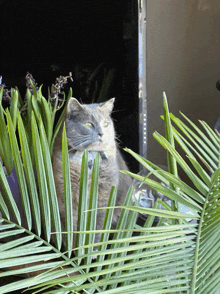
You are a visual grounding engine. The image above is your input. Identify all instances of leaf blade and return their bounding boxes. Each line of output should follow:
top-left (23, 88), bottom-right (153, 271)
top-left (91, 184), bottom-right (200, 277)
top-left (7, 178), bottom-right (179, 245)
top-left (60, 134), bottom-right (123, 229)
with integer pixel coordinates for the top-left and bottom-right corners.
top-left (6, 110), bottom-right (32, 230)
top-left (39, 118), bottom-right (62, 250)
top-left (62, 123), bottom-right (73, 256)
top-left (17, 112), bottom-right (41, 236)
top-left (31, 112), bottom-right (51, 242)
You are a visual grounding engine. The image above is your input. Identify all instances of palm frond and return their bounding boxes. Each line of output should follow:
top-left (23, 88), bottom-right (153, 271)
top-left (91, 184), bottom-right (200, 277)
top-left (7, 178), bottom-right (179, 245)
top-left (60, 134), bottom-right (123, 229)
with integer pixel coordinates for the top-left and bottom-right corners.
top-left (1, 88), bottom-right (220, 293)
top-left (123, 94), bottom-right (220, 293)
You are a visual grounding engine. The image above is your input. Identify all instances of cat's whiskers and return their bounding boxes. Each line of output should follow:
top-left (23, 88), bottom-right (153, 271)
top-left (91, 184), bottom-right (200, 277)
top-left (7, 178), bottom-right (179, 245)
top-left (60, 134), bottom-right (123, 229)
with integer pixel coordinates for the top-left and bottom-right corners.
top-left (68, 147), bottom-right (75, 153)
top-left (115, 135), bottom-right (122, 145)
top-left (68, 136), bottom-right (92, 152)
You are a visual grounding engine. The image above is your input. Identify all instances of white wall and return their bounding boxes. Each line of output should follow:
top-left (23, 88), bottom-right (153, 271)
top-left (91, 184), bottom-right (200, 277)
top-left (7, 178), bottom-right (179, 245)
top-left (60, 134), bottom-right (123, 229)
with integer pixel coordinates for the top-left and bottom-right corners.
top-left (146, 0), bottom-right (220, 165)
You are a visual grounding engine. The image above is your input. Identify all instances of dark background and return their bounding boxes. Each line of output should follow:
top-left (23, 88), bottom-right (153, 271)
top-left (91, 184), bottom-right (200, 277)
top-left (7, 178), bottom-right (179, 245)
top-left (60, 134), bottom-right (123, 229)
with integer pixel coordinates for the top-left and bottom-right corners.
top-left (0, 0), bottom-right (139, 172)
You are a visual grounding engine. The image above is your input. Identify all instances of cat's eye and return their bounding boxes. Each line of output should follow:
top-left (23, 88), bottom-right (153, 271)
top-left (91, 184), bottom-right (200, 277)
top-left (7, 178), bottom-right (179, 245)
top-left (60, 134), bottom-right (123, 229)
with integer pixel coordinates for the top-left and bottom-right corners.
top-left (85, 122), bottom-right (93, 128)
top-left (103, 121), bottom-right (109, 128)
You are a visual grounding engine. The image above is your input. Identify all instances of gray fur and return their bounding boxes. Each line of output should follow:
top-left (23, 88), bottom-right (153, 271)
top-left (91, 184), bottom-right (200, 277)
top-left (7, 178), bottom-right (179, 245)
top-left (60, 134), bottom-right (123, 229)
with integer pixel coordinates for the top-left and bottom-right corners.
top-left (52, 98), bottom-right (132, 246)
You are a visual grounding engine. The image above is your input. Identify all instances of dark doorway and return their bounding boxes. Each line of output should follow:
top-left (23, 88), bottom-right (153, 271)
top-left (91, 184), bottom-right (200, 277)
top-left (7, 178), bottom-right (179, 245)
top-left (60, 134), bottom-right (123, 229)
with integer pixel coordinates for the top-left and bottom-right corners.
top-left (1, 0), bottom-right (139, 171)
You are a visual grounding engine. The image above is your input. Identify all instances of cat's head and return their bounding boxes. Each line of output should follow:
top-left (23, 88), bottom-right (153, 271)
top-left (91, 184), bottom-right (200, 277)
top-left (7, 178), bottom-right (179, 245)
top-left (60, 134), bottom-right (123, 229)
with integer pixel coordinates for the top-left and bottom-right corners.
top-left (65, 98), bottom-right (116, 152)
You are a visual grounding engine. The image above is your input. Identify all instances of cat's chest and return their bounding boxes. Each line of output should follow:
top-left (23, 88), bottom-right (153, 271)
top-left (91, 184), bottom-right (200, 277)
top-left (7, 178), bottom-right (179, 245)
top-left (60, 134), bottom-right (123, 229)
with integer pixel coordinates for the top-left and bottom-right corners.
top-left (69, 151), bottom-right (109, 175)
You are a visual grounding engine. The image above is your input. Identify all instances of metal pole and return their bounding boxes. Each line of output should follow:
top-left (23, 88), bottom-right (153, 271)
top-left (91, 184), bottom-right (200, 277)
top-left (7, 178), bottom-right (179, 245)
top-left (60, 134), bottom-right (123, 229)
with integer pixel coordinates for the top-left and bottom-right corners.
top-left (138, 0), bottom-right (147, 171)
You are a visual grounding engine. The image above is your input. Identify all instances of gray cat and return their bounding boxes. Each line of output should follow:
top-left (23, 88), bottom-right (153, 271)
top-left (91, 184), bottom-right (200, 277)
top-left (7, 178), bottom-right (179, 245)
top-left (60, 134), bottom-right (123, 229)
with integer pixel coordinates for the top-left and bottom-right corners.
top-left (52, 97), bottom-right (132, 246)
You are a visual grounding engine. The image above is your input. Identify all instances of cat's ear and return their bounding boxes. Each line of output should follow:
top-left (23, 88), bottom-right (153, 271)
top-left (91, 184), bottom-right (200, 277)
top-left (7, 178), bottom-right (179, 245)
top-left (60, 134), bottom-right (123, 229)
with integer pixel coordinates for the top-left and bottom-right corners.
top-left (99, 98), bottom-right (115, 113)
top-left (67, 98), bottom-right (84, 113)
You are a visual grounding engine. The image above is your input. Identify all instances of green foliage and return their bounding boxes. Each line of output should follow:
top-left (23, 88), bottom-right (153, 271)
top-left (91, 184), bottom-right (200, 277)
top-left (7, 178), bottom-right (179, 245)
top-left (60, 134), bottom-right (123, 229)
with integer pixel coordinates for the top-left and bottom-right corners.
top-left (0, 88), bottom-right (14, 175)
top-left (0, 87), bottom-right (219, 293)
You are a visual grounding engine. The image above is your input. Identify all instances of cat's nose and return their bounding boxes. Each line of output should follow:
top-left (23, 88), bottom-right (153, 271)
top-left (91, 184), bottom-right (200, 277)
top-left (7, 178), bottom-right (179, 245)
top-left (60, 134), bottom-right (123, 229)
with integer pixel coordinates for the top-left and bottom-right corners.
top-left (98, 129), bottom-right (103, 138)
top-left (99, 132), bottom-right (103, 138)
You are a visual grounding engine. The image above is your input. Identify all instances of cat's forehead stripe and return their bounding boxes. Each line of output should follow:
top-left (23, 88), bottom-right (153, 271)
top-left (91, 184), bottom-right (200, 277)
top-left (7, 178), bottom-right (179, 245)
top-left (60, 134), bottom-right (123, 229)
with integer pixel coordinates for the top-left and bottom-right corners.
top-left (84, 105), bottom-right (105, 121)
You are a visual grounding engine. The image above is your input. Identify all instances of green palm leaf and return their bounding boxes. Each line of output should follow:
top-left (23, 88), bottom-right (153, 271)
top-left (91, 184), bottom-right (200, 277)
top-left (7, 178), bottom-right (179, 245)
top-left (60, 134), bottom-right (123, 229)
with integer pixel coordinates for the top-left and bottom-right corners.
top-left (124, 95), bottom-right (220, 293)
top-left (62, 123), bottom-right (73, 256)
top-left (1, 88), bottom-right (220, 293)
top-left (0, 104), bottom-right (13, 175)
top-left (31, 112), bottom-right (51, 242)
top-left (17, 111), bottom-right (41, 236)
top-left (38, 117), bottom-right (62, 250)
top-left (0, 120), bottom-right (97, 293)
top-left (7, 109), bottom-right (32, 231)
